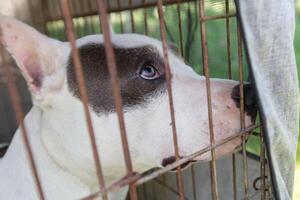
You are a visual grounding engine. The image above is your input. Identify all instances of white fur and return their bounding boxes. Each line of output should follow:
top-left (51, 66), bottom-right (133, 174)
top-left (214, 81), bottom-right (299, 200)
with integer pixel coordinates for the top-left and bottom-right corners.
top-left (0, 16), bottom-right (253, 200)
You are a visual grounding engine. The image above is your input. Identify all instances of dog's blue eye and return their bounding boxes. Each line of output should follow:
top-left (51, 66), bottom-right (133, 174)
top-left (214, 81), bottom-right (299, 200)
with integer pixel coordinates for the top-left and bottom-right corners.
top-left (140, 65), bottom-right (160, 80)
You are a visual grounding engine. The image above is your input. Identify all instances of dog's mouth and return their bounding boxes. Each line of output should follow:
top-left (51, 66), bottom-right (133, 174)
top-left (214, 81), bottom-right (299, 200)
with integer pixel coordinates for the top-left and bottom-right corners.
top-left (161, 156), bottom-right (196, 171)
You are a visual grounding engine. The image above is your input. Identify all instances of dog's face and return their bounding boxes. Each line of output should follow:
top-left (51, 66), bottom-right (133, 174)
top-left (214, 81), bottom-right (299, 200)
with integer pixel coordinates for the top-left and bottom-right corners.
top-left (0, 16), bottom-right (256, 184)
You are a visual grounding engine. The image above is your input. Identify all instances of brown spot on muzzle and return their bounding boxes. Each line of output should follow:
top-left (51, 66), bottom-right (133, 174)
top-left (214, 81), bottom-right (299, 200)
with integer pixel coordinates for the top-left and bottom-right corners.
top-left (231, 83), bottom-right (257, 122)
top-left (161, 156), bottom-right (177, 167)
top-left (161, 156), bottom-right (195, 171)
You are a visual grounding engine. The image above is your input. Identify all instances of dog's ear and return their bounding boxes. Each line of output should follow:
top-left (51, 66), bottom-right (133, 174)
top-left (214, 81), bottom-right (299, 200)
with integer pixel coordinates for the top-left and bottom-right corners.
top-left (0, 15), bottom-right (65, 100)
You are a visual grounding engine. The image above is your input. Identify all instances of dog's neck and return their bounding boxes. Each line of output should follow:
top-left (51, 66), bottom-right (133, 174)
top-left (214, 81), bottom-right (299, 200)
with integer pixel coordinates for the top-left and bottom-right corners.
top-left (0, 107), bottom-right (91, 199)
top-left (0, 105), bottom-right (129, 200)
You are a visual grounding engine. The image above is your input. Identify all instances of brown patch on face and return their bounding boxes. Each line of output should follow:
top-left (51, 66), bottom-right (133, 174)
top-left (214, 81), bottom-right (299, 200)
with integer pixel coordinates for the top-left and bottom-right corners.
top-left (67, 44), bottom-right (166, 114)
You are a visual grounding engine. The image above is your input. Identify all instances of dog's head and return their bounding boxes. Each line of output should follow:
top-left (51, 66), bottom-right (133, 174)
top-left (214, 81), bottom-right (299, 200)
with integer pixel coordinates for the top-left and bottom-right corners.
top-left (0, 16), bottom-right (256, 184)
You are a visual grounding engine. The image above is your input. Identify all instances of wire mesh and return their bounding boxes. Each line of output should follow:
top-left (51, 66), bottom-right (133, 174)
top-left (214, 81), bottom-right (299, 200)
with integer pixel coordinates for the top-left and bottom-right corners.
top-left (0, 0), bottom-right (274, 199)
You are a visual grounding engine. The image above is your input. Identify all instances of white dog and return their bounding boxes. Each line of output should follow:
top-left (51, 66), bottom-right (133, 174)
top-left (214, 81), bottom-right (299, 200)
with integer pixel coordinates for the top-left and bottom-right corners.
top-left (0, 15), bottom-right (256, 200)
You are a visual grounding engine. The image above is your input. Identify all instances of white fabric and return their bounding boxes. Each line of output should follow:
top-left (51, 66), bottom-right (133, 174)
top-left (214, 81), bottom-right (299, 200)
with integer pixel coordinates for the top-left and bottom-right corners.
top-left (236, 0), bottom-right (299, 199)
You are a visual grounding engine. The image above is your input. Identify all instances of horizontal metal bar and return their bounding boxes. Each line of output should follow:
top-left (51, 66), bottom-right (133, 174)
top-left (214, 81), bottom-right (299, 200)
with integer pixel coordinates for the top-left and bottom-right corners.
top-left (80, 124), bottom-right (259, 198)
top-left (48, 11), bottom-right (236, 25)
top-left (137, 125), bottom-right (258, 185)
top-left (80, 173), bottom-right (141, 200)
top-left (202, 13), bottom-right (236, 21)
top-left (47, 0), bottom-right (195, 21)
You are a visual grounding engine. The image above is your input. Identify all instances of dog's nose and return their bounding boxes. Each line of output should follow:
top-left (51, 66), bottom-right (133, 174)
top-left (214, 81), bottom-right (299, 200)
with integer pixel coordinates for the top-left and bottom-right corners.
top-left (231, 83), bottom-right (257, 121)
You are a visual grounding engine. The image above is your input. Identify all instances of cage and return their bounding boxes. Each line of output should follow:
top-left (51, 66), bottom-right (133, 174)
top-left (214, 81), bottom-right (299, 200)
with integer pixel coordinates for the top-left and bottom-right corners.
top-left (1, 0), bottom-right (297, 200)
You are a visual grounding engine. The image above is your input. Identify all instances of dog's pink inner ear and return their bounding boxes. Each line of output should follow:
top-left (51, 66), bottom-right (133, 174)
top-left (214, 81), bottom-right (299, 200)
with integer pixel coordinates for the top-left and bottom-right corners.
top-left (23, 56), bottom-right (44, 88)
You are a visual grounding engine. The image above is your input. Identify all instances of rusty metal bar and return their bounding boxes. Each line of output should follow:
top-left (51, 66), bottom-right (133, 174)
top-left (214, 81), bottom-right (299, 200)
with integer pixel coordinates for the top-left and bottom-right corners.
top-left (59, 1), bottom-right (108, 199)
top-left (224, 1), bottom-right (237, 199)
top-left (237, 17), bottom-right (249, 200)
top-left (86, 1), bottom-right (97, 34)
top-left (95, 0), bottom-right (138, 199)
top-left (260, 129), bottom-right (266, 199)
top-left (152, 180), bottom-right (157, 200)
top-left (128, 0), bottom-right (136, 32)
top-left (136, 124), bottom-right (258, 185)
top-left (81, 173), bottom-right (141, 200)
top-left (198, 0), bottom-right (219, 199)
top-left (243, 190), bottom-right (261, 200)
top-left (71, 0), bottom-right (81, 38)
top-left (154, 178), bottom-right (189, 200)
top-left (142, 0), bottom-right (149, 35)
top-left (176, 0), bottom-right (184, 57)
top-left (0, 34), bottom-right (45, 200)
top-left (157, 0), bottom-right (186, 200)
top-left (232, 154), bottom-right (237, 200)
top-left (191, 165), bottom-right (198, 200)
top-left (203, 13), bottom-right (236, 22)
top-left (161, 174), bottom-right (167, 200)
top-left (81, 124), bottom-right (259, 198)
top-left (48, 4), bottom-right (236, 24)
top-left (225, 0), bottom-right (232, 79)
top-left (78, 0), bottom-right (91, 37)
top-left (142, 184), bottom-right (148, 200)
top-left (47, 0), bottom-right (195, 21)
top-left (117, 0), bottom-right (124, 33)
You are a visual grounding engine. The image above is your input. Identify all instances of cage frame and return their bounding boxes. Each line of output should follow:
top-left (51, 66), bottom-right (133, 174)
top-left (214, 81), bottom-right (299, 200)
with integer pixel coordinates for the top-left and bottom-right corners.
top-left (0, 0), bottom-right (273, 200)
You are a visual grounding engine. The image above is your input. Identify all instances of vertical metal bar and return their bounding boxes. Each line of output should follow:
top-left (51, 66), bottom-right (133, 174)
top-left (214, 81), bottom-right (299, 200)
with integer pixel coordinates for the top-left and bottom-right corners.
top-left (117, 0), bottom-right (124, 33)
top-left (237, 18), bottom-right (249, 200)
top-left (59, 1), bottom-right (108, 200)
top-left (224, 1), bottom-right (237, 199)
top-left (260, 129), bottom-right (266, 199)
top-left (0, 35), bottom-right (45, 200)
top-left (157, 1), bottom-right (186, 200)
top-left (78, 0), bottom-right (90, 36)
top-left (176, 0), bottom-right (184, 57)
top-left (41, 0), bottom-right (50, 35)
top-left (128, 0), bottom-right (136, 32)
top-left (161, 174), bottom-right (168, 200)
top-left (105, 0), bottom-right (111, 22)
top-left (232, 154), bottom-right (237, 200)
top-left (95, 1), bottom-right (138, 199)
top-left (191, 165), bottom-right (198, 200)
top-left (72, 1), bottom-right (82, 37)
top-left (86, 0), bottom-right (97, 34)
top-left (198, 0), bottom-right (219, 199)
top-left (152, 181), bottom-right (157, 200)
top-left (49, 0), bottom-right (60, 39)
top-left (142, 0), bottom-right (149, 35)
top-left (225, 0), bottom-right (232, 79)
top-left (266, 160), bottom-right (273, 199)
top-left (27, 0), bottom-right (36, 28)
top-left (142, 184), bottom-right (148, 200)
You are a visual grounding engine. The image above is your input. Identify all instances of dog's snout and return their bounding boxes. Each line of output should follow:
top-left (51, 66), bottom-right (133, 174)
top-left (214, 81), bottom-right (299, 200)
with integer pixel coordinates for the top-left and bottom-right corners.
top-left (231, 83), bottom-right (257, 121)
